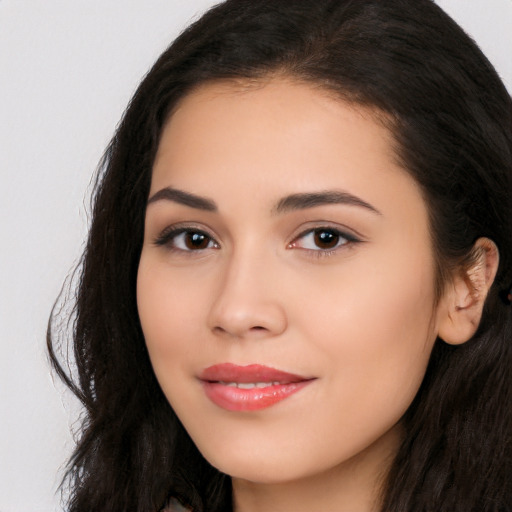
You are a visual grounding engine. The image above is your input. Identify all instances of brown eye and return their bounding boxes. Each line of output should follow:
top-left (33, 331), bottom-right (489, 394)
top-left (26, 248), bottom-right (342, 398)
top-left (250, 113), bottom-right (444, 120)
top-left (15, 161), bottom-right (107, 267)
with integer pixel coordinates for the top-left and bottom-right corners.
top-left (184, 231), bottom-right (211, 250)
top-left (313, 229), bottom-right (340, 249)
top-left (155, 227), bottom-right (218, 251)
top-left (289, 226), bottom-right (357, 254)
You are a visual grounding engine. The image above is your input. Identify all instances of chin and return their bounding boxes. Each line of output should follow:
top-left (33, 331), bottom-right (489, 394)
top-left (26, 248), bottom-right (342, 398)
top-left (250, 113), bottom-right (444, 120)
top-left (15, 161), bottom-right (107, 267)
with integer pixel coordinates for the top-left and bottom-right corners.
top-left (193, 437), bottom-right (305, 484)
top-left (195, 434), bottom-right (345, 486)
top-left (209, 457), bottom-right (308, 485)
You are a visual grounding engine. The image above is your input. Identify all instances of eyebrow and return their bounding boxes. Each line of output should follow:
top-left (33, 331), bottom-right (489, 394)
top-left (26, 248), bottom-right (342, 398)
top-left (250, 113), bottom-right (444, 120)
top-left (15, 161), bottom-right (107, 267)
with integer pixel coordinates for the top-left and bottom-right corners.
top-left (147, 187), bottom-right (217, 211)
top-left (273, 190), bottom-right (381, 215)
top-left (147, 186), bottom-right (380, 216)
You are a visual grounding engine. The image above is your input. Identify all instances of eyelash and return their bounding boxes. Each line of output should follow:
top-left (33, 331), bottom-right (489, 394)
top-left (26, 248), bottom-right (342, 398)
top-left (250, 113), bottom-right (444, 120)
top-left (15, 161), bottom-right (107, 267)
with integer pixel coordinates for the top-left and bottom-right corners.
top-left (154, 226), bottom-right (219, 253)
top-left (153, 225), bottom-right (360, 258)
top-left (288, 227), bottom-right (360, 258)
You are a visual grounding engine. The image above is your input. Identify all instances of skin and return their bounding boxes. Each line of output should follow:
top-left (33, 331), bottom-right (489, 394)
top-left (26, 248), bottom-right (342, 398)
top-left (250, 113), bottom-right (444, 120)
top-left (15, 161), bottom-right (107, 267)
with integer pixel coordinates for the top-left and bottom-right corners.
top-left (137, 79), bottom-right (448, 512)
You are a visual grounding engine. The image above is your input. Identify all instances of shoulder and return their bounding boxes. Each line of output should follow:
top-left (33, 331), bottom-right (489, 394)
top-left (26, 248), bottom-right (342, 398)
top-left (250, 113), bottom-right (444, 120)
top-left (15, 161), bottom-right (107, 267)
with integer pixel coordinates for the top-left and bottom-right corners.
top-left (161, 496), bottom-right (193, 512)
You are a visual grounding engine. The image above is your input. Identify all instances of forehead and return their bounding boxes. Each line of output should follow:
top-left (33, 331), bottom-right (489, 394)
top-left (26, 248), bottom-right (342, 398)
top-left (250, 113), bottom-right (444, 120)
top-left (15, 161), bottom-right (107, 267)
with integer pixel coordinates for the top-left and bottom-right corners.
top-left (151, 80), bottom-right (425, 220)
top-left (152, 80), bottom-right (429, 226)
top-left (152, 79), bottom-right (404, 192)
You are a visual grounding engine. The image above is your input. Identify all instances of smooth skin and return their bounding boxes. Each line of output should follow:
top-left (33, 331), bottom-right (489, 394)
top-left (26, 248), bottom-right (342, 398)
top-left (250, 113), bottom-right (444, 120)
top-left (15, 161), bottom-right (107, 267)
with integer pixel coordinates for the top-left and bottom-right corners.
top-left (137, 79), bottom-right (498, 512)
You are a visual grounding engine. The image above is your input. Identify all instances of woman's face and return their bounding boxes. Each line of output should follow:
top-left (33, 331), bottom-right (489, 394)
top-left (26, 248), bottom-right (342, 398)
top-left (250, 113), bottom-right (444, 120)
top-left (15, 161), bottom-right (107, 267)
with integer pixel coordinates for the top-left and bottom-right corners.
top-left (137, 80), bottom-right (443, 485)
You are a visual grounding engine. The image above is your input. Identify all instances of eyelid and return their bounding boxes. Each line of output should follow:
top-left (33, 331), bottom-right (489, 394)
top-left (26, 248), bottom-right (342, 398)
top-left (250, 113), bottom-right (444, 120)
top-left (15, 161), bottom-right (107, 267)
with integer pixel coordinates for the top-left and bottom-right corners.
top-left (287, 223), bottom-right (362, 255)
top-left (288, 221), bottom-right (363, 243)
top-left (153, 222), bottom-right (220, 250)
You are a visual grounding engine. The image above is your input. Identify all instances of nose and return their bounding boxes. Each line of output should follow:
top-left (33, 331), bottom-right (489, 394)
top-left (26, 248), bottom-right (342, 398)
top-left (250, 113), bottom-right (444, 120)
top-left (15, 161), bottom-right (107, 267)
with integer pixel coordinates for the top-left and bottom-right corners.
top-left (206, 251), bottom-right (288, 340)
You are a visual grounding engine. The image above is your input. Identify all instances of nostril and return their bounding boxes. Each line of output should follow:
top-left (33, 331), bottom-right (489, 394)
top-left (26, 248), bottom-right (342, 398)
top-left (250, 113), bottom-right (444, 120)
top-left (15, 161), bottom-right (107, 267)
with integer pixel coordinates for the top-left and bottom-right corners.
top-left (208, 303), bottom-right (287, 338)
top-left (212, 324), bottom-right (267, 338)
top-left (212, 326), bottom-right (227, 335)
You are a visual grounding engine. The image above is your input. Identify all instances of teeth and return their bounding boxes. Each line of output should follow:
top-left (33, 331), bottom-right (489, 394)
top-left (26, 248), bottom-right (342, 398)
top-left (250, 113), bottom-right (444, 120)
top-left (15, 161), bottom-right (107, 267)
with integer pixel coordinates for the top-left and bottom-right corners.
top-left (219, 381), bottom-right (280, 389)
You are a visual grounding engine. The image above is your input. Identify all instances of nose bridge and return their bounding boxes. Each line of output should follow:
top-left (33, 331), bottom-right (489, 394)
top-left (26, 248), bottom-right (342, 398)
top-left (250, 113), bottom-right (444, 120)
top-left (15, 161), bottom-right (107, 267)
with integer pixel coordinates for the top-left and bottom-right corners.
top-left (207, 241), bottom-right (287, 338)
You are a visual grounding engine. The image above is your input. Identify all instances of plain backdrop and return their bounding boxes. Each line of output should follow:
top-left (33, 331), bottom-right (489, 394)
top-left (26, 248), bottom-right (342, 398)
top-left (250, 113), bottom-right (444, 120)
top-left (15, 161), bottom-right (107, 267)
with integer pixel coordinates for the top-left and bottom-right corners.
top-left (0, 1), bottom-right (511, 510)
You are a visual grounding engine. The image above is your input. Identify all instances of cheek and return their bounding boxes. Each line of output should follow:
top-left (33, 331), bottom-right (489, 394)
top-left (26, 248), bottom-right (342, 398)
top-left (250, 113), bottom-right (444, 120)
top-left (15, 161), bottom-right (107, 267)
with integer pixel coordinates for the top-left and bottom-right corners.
top-left (293, 245), bottom-right (438, 402)
top-left (283, 266), bottom-right (437, 464)
top-left (136, 258), bottom-right (206, 371)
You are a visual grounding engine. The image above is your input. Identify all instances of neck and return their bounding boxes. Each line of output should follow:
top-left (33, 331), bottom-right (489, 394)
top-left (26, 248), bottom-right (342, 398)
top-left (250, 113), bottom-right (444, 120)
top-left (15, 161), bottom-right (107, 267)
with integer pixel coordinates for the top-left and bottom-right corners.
top-left (231, 427), bottom-right (398, 512)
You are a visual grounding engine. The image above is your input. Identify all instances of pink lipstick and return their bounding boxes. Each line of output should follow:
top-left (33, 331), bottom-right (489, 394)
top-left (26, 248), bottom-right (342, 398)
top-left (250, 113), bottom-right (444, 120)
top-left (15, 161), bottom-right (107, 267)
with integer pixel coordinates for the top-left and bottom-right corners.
top-left (199, 363), bottom-right (314, 411)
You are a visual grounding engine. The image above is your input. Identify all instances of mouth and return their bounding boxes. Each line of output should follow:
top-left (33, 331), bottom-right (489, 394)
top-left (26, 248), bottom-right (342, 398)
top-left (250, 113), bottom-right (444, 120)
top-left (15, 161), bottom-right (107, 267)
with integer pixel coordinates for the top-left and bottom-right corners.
top-left (199, 363), bottom-right (315, 411)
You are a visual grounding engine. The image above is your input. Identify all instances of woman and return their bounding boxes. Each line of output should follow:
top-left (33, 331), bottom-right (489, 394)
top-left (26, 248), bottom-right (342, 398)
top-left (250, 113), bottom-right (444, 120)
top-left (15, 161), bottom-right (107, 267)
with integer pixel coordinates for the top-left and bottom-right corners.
top-left (48, 0), bottom-right (512, 511)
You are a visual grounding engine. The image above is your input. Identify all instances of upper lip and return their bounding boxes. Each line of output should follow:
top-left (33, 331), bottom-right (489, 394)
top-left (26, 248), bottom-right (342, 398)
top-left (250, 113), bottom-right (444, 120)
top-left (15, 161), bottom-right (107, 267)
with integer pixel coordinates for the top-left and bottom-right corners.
top-left (199, 363), bottom-right (312, 384)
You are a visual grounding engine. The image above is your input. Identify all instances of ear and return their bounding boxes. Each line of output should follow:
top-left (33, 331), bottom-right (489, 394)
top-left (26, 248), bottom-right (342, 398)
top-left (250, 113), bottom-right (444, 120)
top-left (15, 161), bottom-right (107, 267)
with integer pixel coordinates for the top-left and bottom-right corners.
top-left (437, 238), bottom-right (499, 345)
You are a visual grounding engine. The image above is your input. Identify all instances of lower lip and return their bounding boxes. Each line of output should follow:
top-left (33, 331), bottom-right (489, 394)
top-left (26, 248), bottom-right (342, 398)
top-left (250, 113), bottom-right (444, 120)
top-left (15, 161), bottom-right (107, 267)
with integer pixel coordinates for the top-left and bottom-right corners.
top-left (201, 380), bottom-right (312, 411)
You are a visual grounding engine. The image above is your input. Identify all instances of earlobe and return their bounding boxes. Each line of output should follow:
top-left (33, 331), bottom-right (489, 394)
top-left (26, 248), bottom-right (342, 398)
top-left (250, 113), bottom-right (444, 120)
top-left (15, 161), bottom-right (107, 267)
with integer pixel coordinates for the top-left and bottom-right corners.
top-left (437, 238), bottom-right (499, 345)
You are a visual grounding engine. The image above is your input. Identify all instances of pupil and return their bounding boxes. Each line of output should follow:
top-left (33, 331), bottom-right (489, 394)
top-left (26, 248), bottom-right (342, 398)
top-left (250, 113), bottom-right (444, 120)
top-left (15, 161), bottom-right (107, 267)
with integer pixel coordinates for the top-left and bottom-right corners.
top-left (185, 232), bottom-right (208, 250)
top-left (314, 229), bottom-right (339, 249)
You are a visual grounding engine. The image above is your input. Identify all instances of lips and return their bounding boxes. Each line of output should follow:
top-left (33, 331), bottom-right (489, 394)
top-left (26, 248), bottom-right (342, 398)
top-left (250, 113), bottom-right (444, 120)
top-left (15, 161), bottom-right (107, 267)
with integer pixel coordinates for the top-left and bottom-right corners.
top-left (199, 363), bottom-right (314, 411)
